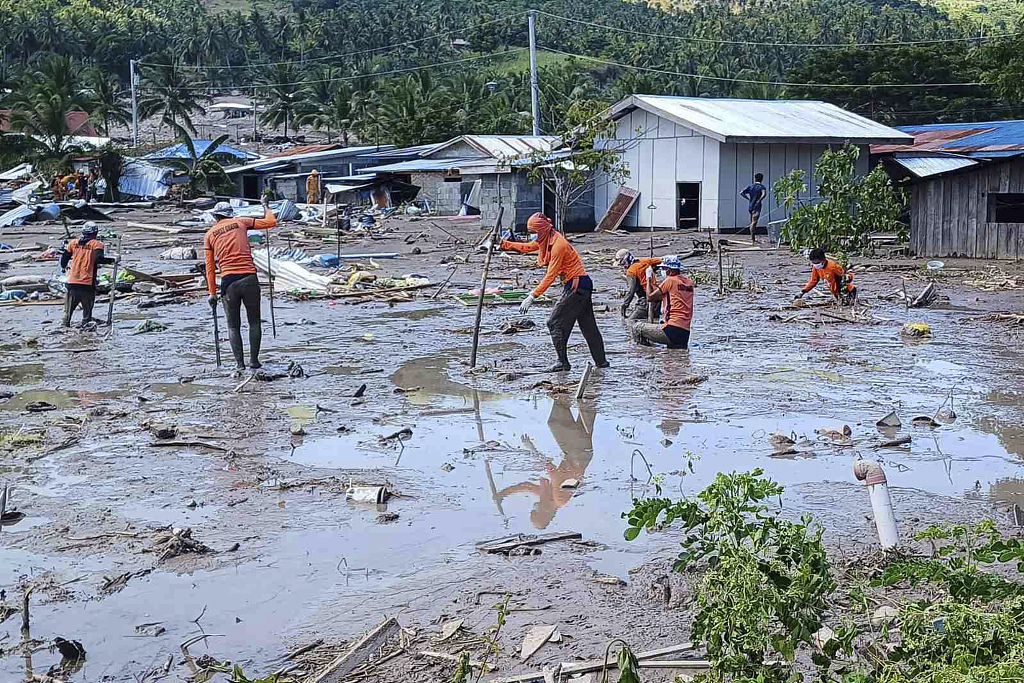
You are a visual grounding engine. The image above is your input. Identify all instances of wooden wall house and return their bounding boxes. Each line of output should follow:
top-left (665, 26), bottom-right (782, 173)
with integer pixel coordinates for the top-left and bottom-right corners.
top-left (909, 157), bottom-right (1024, 259)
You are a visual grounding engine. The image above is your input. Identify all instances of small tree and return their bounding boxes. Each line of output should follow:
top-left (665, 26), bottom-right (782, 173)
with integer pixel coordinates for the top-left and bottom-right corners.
top-left (99, 145), bottom-right (126, 202)
top-left (167, 125), bottom-right (234, 198)
top-left (515, 99), bottom-right (635, 232)
top-left (774, 143), bottom-right (906, 253)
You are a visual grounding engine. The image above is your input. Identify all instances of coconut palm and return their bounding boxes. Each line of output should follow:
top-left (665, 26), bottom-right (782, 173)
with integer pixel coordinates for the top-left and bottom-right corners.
top-left (86, 68), bottom-right (131, 137)
top-left (259, 64), bottom-right (304, 139)
top-left (139, 54), bottom-right (207, 136)
top-left (6, 55), bottom-right (93, 157)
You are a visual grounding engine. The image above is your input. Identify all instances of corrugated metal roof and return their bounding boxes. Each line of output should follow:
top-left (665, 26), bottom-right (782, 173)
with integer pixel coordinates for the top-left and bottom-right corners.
top-left (265, 144), bottom-right (340, 159)
top-left (0, 163), bottom-right (33, 181)
top-left (144, 140), bottom-right (258, 161)
top-left (872, 120), bottom-right (1024, 157)
top-left (891, 155), bottom-right (979, 178)
top-left (118, 159), bottom-right (176, 199)
top-left (609, 96), bottom-right (913, 144)
top-left (362, 157), bottom-right (479, 173)
top-left (427, 135), bottom-right (560, 158)
top-left (356, 143), bottom-right (442, 159)
top-left (226, 145), bottom-right (395, 174)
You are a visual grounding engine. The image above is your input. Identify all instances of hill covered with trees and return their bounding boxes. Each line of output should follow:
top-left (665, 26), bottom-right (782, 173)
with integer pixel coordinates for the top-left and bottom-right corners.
top-left (0, 0), bottom-right (1021, 158)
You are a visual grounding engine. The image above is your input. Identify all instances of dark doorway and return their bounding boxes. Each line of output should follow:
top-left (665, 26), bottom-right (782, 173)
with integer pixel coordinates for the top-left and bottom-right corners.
top-left (242, 175), bottom-right (258, 199)
top-left (542, 183), bottom-right (556, 221)
top-left (676, 183), bottom-right (700, 230)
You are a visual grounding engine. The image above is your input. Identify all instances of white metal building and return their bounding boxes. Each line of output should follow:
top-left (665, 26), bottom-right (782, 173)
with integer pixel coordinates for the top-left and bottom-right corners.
top-left (594, 96), bottom-right (913, 231)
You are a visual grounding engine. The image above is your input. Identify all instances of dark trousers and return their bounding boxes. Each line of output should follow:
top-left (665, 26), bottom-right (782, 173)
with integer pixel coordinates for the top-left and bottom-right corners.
top-left (223, 273), bottom-right (262, 368)
top-left (627, 297), bottom-right (661, 322)
top-left (546, 288), bottom-right (607, 369)
top-left (63, 284), bottom-right (96, 326)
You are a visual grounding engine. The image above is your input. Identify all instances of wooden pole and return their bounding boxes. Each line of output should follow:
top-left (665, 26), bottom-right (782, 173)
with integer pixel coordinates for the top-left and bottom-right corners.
top-left (717, 246), bottom-right (724, 295)
top-left (469, 207), bottom-right (504, 369)
top-left (106, 233), bottom-right (121, 333)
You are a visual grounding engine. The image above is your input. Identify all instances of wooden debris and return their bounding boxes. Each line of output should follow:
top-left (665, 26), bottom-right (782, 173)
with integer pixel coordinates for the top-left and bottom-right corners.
top-left (874, 436), bottom-right (912, 449)
top-left (491, 642), bottom-right (698, 683)
top-left (520, 624), bottom-right (557, 661)
top-left (438, 619), bottom-right (464, 643)
top-left (148, 440), bottom-right (228, 452)
top-left (420, 650), bottom-right (496, 671)
top-left (477, 532), bottom-right (583, 554)
top-left (310, 617), bottom-right (401, 683)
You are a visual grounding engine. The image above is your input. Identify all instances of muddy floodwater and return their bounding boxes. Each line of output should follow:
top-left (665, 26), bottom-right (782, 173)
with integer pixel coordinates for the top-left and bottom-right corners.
top-left (2, 215), bottom-right (1023, 681)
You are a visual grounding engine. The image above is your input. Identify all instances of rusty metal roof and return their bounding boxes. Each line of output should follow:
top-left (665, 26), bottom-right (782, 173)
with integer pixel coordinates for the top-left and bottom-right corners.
top-left (872, 120), bottom-right (1024, 157)
top-left (607, 96), bottom-right (912, 144)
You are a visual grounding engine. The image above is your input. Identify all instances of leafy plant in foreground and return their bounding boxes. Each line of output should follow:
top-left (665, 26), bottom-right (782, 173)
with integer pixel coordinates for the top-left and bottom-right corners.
top-left (623, 469), bottom-right (853, 683)
top-left (873, 521), bottom-right (1024, 602)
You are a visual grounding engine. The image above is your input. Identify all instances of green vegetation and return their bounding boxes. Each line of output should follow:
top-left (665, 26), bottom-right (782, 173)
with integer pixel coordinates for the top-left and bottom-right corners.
top-left (624, 470), bottom-right (1024, 683)
top-left (0, 0), bottom-right (1021, 169)
top-left (774, 144), bottom-right (907, 253)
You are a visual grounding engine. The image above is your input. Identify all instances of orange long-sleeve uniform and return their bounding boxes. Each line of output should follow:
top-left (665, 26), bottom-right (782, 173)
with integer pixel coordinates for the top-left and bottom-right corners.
top-left (626, 257), bottom-right (661, 288)
top-left (203, 208), bottom-right (277, 295)
top-left (802, 259), bottom-right (853, 297)
top-left (64, 239), bottom-right (104, 286)
top-left (501, 234), bottom-right (588, 297)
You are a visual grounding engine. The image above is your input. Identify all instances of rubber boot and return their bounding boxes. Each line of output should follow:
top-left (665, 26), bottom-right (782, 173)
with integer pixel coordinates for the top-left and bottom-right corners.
top-left (248, 325), bottom-right (262, 369)
top-left (544, 332), bottom-right (571, 373)
top-left (228, 326), bottom-right (246, 372)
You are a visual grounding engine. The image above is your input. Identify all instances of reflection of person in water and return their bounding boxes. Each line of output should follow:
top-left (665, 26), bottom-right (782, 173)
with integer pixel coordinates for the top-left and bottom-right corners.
top-left (492, 399), bottom-right (596, 529)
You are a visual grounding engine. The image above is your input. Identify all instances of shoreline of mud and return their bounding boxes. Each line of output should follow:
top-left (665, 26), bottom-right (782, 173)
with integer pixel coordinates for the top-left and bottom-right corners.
top-left (2, 213), bottom-right (1023, 681)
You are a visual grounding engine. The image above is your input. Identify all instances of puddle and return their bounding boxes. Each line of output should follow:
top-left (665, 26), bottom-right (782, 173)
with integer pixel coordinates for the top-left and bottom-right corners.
top-left (149, 382), bottom-right (219, 398)
top-left (0, 363), bottom-right (44, 384)
top-left (0, 389), bottom-right (124, 411)
top-left (389, 355), bottom-right (497, 406)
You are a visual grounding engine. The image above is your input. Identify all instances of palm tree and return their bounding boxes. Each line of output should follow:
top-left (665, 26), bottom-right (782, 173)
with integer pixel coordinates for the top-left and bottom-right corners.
top-left (6, 55), bottom-right (93, 157)
top-left (86, 68), bottom-right (131, 137)
top-left (166, 124), bottom-right (233, 198)
top-left (259, 64), bottom-right (304, 139)
top-left (139, 54), bottom-right (206, 136)
top-left (298, 74), bottom-right (359, 144)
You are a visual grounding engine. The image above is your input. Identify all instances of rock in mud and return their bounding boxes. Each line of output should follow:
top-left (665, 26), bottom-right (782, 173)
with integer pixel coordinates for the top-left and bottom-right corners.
top-left (440, 463), bottom-right (454, 472)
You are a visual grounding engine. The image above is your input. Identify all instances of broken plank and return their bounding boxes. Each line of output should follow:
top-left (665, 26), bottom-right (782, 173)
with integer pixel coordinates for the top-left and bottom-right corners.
top-left (123, 266), bottom-right (180, 288)
top-left (477, 532), bottom-right (583, 554)
top-left (124, 222), bottom-right (185, 234)
top-left (148, 440), bottom-right (228, 452)
top-left (420, 651), bottom-right (495, 672)
top-left (521, 624), bottom-right (557, 662)
top-left (490, 643), bottom-right (697, 683)
top-left (310, 617), bottom-right (401, 683)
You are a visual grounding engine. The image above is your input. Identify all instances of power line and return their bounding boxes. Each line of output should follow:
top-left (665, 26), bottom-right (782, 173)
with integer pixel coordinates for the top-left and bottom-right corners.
top-left (537, 45), bottom-right (991, 89)
top-left (137, 49), bottom-right (527, 92)
top-left (138, 14), bottom-right (517, 70)
top-left (536, 10), bottom-right (1023, 48)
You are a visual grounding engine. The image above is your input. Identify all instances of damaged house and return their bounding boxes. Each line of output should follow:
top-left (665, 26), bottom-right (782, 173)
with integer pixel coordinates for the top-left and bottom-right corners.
top-left (224, 144), bottom-right (396, 200)
top-left (363, 135), bottom-right (572, 230)
top-left (872, 120), bottom-right (1024, 259)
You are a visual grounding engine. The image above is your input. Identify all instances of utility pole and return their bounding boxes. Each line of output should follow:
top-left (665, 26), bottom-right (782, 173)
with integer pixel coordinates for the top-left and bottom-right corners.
top-left (130, 59), bottom-right (139, 149)
top-left (528, 10), bottom-right (541, 136)
top-left (252, 86), bottom-right (258, 146)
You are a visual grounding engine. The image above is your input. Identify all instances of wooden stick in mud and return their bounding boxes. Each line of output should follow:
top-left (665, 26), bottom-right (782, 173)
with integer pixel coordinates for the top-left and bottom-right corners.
top-left (430, 265), bottom-right (459, 301)
top-left (718, 246), bottom-right (724, 295)
top-left (470, 207), bottom-right (503, 369)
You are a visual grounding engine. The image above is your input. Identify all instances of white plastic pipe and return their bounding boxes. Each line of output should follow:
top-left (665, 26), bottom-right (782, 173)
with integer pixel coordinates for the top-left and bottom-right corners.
top-left (853, 460), bottom-right (899, 549)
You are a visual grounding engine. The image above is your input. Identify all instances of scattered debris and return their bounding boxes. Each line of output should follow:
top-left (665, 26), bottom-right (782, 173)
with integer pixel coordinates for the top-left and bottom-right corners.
top-left (560, 479), bottom-right (579, 489)
top-left (376, 512), bottom-right (400, 524)
top-left (154, 527), bottom-right (211, 563)
top-left (876, 411), bottom-right (901, 428)
top-left (521, 624), bottom-right (557, 661)
top-left (147, 423), bottom-right (177, 440)
top-left (132, 319), bottom-right (168, 335)
top-left (477, 532), bottom-right (583, 555)
top-left (393, 386), bottom-right (421, 394)
top-left (440, 462), bottom-right (454, 472)
top-left (501, 318), bottom-right (536, 334)
top-left (308, 617), bottom-right (401, 683)
top-left (901, 322), bottom-right (931, 338)
top-left (353, 383), bottom-right (367, 398)
top-left (873, 436), bottom-right (912, 449)
top-left (593, 575), bottom-right (626, 586)
top-left (438, 619), bottom-right (464, 643)
top-left (871, 605), bottom-right (898, 627)
top-left (346, 485), bottom-right (389, 504)
top-left (53, 637), bottom-right (86, 661)
top-left (102, 570), bottom-right (153, 594)
top-left (911, 416), bottom-right (939, 428)
top-left (290, 423), bottom-right (307, 437)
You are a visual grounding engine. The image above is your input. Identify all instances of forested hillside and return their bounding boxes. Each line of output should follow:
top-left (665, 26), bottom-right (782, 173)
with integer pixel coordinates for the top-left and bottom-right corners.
top-left (0, 0), bottom-right (1021, 155)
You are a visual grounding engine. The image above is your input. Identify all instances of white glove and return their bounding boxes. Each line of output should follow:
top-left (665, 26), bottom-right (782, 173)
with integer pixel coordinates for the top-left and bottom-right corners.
top-left (519, 293), bottom-right (536, 315)
top-left (645, 266), bottom-right (654, 281)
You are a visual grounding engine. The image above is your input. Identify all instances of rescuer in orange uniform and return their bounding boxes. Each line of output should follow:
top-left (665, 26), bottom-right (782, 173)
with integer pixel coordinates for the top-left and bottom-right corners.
top-left (631, 254), bottom-right (695, 349)
top-left (797, 247), bottom-right (857, 305)
top-left (500, 213), bottom-right (609, 373)
top-left (615, 248), bottom-right (662, 321)
top-left (204, 198), bottom-right (277, 374)
top-left (60, 221), bottom-right (114, 327)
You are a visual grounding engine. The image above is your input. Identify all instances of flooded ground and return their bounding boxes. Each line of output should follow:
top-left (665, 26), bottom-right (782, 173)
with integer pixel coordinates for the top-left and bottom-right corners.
top-left (1, 214), bottom-right (1023, 681)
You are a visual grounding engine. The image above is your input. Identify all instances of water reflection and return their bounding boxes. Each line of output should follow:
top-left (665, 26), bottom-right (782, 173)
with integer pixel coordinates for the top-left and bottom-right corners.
top-left (489, 398), bottom-right (595, 529)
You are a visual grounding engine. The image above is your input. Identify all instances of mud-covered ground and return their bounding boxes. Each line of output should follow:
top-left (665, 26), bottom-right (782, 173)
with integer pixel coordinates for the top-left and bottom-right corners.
top-left (2, 211), bottom-right (1024, 682)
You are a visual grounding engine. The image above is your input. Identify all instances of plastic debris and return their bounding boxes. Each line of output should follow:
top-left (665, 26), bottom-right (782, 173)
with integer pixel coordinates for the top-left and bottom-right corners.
top-left (901, 322), bottom-right (931, 338)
